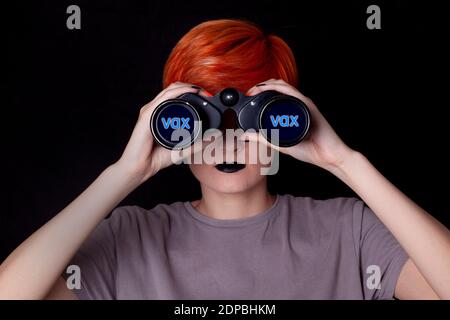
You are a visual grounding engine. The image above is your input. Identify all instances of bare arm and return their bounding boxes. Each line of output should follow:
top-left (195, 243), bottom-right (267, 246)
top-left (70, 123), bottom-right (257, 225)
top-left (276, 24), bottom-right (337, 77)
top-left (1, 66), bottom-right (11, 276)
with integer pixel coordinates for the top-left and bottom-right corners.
top-left (0, 160), bottom-right (141, 299)
top-left (45, 278), bottom-right (78, 300)
top-left (247, 79), bottom-right (450, 299)
top-left (395, 259), bottom-right (439, 299)
top-left (331, 151), bottom-right (449, 299)
top-left (0, 83), bottom-right (200, 299)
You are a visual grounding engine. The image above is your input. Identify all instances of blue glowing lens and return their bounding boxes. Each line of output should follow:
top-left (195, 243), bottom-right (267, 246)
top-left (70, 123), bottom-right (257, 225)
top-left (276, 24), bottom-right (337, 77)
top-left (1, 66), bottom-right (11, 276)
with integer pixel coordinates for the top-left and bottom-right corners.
top-left (259, 98), bottom-right (310, 147)
top-left (152, 101), bottom-right (201, 149)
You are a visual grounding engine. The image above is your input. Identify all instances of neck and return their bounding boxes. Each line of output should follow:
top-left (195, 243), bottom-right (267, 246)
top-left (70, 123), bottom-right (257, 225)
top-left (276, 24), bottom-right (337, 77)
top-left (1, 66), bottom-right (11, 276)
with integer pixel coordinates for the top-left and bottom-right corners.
top-left (192, 179), bottom-right (276, 220)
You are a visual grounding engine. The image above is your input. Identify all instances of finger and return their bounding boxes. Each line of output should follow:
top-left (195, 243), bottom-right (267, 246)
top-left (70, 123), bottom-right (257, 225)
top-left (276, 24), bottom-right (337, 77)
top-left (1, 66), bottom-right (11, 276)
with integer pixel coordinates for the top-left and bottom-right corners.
top-left (152, 82), bottom-right (184, 101)
top-left (246, 82), bottom-right (316, 112)
top-left (257, 79), bottom-right (287, 86)
top-left (150, 82), bottom-right (209, 111)
top-left (240, 131), bottom-right (295, 159)
top-left (149, 81), bottom-right (200, 106)
top-left (197, 89), bottom-right (213, 97)
top-left (151, 146), bottom-right (172, 170)
top-left (164, 82), bottom-right (208, 96)
top-left (246, 81), bottom-right (291, 96)
top-left (238, 131), bottom-right (286, 152)
top-left (246, 79), bottom-right (286, 96)
top-left (141, 85), bottom-right (200, 115)
top-left (155, 81), bottom-right (193, 97)
top-left (156, 82), bottom-right (199, 101)
top-left (156, 128), bottom-right (220, 165)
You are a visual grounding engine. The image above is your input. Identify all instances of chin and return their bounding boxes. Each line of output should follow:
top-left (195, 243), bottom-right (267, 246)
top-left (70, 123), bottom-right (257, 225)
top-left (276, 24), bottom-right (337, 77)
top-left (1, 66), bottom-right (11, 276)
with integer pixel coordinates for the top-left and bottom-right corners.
top-left (189, 163), bottom-right (266, 194)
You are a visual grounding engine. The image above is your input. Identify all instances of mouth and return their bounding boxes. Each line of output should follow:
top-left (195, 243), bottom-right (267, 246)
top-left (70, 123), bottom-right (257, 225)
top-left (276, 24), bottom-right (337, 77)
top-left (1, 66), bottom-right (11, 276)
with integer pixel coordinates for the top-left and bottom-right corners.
top-left (215, 162), bottom-right (246, 173)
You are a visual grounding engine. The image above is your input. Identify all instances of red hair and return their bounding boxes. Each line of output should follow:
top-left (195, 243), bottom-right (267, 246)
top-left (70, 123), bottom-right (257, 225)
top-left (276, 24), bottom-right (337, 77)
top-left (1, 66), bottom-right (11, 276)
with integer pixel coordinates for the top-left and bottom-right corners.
top-left (163, 19), bottom-right (298, 94)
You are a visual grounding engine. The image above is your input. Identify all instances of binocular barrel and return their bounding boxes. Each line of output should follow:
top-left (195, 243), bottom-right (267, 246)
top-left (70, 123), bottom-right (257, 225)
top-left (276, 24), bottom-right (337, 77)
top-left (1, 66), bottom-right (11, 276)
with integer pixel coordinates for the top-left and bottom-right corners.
top-left (150, 88), bottom-right (310, 149)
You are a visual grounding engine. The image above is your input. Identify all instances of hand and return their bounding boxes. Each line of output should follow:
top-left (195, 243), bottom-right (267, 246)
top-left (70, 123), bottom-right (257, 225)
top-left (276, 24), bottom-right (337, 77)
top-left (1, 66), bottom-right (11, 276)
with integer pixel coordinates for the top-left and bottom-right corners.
top-left (245, 79), bottom-right (354, 172)
top-left (115, 82), bottom-right (202, 183)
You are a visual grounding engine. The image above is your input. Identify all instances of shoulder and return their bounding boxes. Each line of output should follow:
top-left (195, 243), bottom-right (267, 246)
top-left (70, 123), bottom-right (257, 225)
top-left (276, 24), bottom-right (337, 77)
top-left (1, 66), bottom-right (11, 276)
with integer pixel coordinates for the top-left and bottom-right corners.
top-left (279, 194), bottom-right (364, 232)
top-left (104, 201), bottom-right (187, 234)
top-left (280, 193), bottom-right (361, 218)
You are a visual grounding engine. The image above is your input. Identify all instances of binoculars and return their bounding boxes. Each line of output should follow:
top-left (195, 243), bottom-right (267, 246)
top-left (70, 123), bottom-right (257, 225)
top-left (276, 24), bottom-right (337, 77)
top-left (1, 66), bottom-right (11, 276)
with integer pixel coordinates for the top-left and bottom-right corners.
top-left (150, 87), bottom-right (311, 149)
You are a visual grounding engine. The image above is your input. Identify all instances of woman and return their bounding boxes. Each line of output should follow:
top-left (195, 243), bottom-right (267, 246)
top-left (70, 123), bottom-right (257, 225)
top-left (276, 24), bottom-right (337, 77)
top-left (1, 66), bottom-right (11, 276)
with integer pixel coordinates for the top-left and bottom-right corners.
top-left (0, 19), bottom-right (449, 300)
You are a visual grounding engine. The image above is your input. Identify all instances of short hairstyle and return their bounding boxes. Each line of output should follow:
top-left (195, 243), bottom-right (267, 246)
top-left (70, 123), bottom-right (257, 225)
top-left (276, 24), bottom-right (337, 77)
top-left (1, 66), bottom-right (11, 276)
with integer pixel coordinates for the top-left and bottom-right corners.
top-left (163, 19), bottom-right (298, 94)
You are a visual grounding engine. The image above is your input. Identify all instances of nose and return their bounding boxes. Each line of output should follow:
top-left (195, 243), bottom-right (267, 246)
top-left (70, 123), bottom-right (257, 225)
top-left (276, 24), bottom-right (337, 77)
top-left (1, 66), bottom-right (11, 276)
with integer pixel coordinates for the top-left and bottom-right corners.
top-left (218, 109), bottom-right (246, 153)
top-left (219, 108), bottom-right (239, 132)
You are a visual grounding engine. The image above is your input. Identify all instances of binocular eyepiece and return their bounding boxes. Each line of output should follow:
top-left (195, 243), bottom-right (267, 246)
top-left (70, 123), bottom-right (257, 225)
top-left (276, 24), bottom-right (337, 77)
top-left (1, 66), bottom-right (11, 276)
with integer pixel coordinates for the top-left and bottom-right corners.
top-left (150, 87), bottom-right (311, 149)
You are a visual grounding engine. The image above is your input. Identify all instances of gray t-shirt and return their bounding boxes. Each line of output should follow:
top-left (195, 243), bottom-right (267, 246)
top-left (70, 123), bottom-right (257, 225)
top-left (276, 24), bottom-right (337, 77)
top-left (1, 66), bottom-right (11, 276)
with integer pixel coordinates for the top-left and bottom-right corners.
top-left (66, 194), bottom-right (409, 299)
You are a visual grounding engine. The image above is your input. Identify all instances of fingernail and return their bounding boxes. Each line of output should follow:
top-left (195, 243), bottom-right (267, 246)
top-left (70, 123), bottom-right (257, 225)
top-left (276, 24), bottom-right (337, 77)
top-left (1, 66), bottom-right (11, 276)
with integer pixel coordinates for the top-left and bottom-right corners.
top-left (256, 83), bottom-right (266, 87)
top-left (191, 85), bottom-right (202, 89)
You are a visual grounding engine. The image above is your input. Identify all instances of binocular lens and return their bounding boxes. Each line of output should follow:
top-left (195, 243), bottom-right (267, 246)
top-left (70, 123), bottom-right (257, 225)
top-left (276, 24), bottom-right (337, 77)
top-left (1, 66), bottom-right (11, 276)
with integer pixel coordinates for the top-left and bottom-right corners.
top-left (150, 101), bottom-right (201, 149)
top-left (150, 89), bottom-right (311, 150)
top-left (259, 98), bottom-right (310, 147)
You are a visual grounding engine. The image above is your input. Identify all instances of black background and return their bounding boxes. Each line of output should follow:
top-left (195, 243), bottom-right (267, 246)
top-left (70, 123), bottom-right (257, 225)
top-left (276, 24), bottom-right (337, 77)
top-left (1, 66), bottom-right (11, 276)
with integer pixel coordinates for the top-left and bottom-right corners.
top-left (1, 300), bottom-right (448, 318)
top-left (3, 0), bottom-right (450, 261)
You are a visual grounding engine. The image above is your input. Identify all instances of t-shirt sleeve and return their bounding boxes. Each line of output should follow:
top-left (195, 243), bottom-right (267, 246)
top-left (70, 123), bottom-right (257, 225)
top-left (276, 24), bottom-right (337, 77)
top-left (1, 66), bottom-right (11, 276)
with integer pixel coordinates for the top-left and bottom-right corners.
top-left (352, 199), bottom-right (409, 300)
top-left (62, 211), bottom-right (118, 300)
